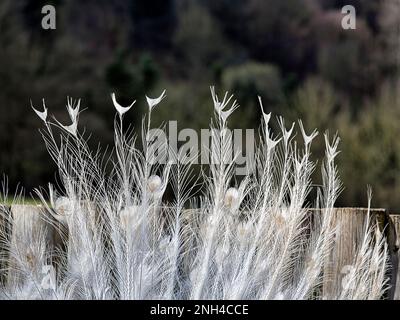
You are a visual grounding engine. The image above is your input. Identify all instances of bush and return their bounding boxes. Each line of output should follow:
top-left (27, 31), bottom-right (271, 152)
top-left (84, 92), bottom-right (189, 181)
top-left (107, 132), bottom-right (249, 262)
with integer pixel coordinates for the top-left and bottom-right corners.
top-left (222, 62), bottom-right (283, 128)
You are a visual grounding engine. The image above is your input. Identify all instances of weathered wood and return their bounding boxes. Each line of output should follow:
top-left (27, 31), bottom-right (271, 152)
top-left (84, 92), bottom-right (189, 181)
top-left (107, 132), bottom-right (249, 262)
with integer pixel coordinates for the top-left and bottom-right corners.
top-left (1, 205), bottom-right (398, 299)
top-left (322, 208), bottom-right (387, 299)
top-left (0, 205), bottom-right (11, 285)
top-left (7, 205), bottom-right (56, 286)
top-left (388, 214), bottom-right (400, 300)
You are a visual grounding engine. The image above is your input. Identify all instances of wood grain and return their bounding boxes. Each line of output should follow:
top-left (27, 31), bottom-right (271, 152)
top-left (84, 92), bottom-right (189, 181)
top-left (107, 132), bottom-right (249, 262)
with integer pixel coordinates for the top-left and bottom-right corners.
top-left (322, 208), bottom-right (387, 299)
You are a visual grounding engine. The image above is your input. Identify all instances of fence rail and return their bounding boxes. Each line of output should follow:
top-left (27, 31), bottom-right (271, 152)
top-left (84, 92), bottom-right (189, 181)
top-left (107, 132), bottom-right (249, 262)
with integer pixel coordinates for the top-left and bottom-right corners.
top-left (1, 205), bottom-right (399, 299)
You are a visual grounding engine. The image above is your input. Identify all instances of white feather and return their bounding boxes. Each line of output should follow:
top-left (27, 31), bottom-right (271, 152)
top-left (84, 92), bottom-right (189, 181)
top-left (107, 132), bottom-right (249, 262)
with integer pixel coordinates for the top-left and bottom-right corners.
top-left (67, 97), bottom-right (81, 122)
top-left (31, 99), bottom-right (48, 123)
top-left (111, 92), bottom-right (136, 117)
top-left (146, 89), bottom-right (166, 111)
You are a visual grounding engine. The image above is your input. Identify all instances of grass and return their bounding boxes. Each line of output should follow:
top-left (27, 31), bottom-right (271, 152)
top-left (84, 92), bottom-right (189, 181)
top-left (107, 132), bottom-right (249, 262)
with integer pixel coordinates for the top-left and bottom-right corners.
top-left (3, 197), bottom-right (48, 206)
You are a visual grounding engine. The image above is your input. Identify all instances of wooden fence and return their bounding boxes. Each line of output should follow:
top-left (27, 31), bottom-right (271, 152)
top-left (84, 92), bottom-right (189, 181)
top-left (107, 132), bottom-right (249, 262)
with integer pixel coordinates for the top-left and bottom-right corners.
top-left (1, 205), bottom-right (400, 299)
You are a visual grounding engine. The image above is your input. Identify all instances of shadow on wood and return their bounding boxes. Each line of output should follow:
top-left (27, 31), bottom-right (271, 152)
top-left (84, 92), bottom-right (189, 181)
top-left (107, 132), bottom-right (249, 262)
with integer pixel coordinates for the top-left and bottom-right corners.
top-left (387, 214), bottom-right (400, 299)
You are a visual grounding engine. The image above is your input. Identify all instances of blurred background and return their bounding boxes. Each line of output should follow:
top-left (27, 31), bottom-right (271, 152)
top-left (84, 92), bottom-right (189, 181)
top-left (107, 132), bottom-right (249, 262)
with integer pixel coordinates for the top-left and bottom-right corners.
top-left (0, 0), bottom-right (399, 209)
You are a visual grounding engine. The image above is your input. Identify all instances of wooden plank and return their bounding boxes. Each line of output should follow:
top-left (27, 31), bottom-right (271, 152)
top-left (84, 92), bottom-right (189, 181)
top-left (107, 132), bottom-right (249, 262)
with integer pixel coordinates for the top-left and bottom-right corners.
top-left (0, 205), bottom-right (11, 285)
top-left (7, 205), bottom-right (56, 287)
top-left (387, 214), bottom-right (400, 300)
top-left (322, 208), bottom-right (387, 299)
top-left (2, 205), bottom-right (396, 299)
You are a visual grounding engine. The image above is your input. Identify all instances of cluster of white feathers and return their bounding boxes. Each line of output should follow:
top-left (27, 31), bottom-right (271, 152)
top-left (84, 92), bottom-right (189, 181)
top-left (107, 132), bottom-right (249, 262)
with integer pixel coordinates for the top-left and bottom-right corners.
top-left (0, 87), bottom-right (389, 300)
